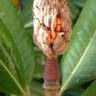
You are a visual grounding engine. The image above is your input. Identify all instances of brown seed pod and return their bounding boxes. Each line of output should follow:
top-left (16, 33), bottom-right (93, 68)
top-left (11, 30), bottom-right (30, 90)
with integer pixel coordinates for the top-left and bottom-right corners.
top-left (32, 0), bottom-right (72, 58)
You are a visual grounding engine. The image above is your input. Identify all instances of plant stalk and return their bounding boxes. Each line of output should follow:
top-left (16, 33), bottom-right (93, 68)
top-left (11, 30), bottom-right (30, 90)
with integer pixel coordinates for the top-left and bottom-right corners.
top-left (43, 57), bottom-right (60, 96)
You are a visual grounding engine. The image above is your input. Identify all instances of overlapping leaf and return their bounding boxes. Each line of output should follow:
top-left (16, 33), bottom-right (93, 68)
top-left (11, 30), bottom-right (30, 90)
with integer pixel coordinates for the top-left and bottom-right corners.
top-left (0, 20), bottom-right (25, 95)
top-left (0, 0), bottom-right (35, 94)
top-left (59, 0), bottom-right (96, 95)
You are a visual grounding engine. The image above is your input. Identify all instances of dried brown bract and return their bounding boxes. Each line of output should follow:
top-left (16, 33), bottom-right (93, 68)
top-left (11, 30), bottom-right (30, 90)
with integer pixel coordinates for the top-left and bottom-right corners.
top-left (32, 0), bottom-right (72, 58)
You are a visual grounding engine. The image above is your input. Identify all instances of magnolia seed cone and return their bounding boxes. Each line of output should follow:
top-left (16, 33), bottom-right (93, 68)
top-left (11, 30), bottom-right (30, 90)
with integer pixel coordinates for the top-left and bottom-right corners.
top-left (32, 0), bottom-right (72, 58)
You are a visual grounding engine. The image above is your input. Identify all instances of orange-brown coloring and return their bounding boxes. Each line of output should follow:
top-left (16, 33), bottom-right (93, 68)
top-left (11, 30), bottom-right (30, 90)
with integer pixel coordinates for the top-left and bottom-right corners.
top-left (48, 18), bottom-right (61, 45)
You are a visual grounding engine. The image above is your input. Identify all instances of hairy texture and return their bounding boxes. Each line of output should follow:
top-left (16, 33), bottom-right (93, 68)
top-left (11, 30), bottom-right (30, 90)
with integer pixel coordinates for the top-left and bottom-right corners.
top-left (32, 0), bottom-right (72, 58)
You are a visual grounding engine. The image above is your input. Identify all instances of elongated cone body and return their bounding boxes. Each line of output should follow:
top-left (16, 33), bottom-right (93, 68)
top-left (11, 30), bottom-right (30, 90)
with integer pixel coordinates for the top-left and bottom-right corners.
top-left (33, 0), bottom-right (72, 58)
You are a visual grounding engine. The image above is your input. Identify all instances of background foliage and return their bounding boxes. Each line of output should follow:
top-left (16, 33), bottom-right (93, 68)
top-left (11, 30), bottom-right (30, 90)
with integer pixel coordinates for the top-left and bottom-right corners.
top-left (0, 0), bottom-right (96, 96)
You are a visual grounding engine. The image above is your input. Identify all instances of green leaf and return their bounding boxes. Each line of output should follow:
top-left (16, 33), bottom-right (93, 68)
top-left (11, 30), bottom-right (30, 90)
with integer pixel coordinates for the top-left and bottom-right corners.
top-left (0, 60), bottom-right (26, 95)
top-left (81, 81), bottom-right (96, 96)
top-left (0, 60), bottom-right (25, 95)
top-left (0, 34), bottom-right (20, 94)
top-left (59, 0), bottom-right (96, 95)
top-left (69, 0), bottom-right (87, 8)
top-left (22, 0), bottom-right (33, 25)
top-left (0, 19), bottom-right (25, 95)
top-left (68, 0), bottom-right (81, 21)
top-left (31, 80), bottom-right (44, 96)
top-left (33, 51), bottom-right (44, 78)
top-left (0, 0), bottom-right (35, 94)
top-left (0, 0), bottom-right (35, 84)
top-left (64, 87), bottom-right (84, 96)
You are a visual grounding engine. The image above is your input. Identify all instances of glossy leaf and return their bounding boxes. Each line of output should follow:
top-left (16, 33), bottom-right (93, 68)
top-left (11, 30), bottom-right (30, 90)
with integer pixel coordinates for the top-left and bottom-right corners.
top-left (0, 60), bottom-right (25, 95)
top-left (59, 0), bottom-right (96, 95)
top-left (0, 0), bottom-right (35, 95)
top-left (0, 20), bottom-right (25, 95)
top-left (0, 37), bottom-right (21, 94)
top-left (0, 0), bottom-right (35, 85)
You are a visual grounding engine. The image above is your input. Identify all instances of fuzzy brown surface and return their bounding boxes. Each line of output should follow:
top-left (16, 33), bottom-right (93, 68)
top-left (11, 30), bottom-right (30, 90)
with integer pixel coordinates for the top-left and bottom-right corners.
top-left (33, 0), bottom-right (71, 58)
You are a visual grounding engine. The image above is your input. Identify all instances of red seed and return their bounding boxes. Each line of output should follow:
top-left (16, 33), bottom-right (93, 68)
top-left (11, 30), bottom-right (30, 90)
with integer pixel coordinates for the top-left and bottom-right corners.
top-left (55, 25), bottom-right (61, 32)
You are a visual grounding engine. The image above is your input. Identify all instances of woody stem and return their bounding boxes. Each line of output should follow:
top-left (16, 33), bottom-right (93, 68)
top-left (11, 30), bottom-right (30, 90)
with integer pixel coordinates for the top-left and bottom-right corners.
top-left (43, 57), bottom-right (60, 96)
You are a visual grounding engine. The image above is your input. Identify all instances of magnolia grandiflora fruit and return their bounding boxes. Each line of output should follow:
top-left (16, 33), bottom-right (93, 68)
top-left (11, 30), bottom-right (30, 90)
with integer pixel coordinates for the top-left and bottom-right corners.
top-left (32, 0), bottom-right (72, 58)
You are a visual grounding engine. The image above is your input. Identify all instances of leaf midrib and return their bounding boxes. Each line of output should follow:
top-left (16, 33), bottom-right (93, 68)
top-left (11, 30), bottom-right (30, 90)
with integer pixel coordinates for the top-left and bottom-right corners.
top-left (59, 31), bottom-right (96, 96)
